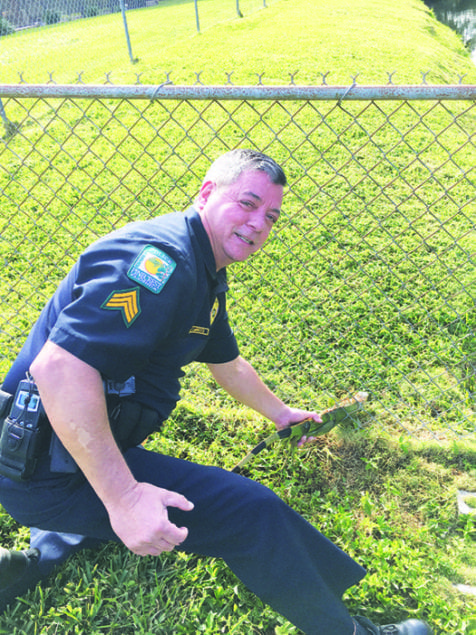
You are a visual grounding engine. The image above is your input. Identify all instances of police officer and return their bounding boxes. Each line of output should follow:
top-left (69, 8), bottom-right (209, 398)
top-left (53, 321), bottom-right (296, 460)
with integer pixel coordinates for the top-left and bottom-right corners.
top-left (0, 150), bottom-right (431, 634)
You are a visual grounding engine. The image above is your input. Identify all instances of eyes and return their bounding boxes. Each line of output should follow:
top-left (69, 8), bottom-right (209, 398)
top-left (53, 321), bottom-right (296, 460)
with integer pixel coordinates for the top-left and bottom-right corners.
top-left (239, 198), bottom-right (279, 225)
top-left (267, 212), bottom-right (279, 225)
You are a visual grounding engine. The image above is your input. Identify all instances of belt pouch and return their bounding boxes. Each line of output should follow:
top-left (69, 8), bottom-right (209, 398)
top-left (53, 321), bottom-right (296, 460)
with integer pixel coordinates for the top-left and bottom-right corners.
top-left (0, 417), bottom-right (46, 482)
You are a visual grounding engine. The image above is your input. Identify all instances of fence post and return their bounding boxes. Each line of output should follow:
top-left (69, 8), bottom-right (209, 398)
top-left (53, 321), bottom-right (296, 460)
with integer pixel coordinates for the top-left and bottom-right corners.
top-left (194, 0), bottom-right (200, 33)
top-left (119, 0), bottom-right (137, 64)
top-left (0, 98), bottom-right (15, 138)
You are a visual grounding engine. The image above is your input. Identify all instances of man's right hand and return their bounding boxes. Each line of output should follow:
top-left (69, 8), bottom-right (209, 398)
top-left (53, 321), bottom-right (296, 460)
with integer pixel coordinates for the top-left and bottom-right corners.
top-left (107, 481), bottom-right (194, 556)
top-left (30, 344), bottom-right (194, 558)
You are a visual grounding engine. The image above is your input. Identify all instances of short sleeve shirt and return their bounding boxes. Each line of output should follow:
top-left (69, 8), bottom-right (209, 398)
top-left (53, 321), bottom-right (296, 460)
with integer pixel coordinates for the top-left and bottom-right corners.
top-left (3, 208), bottom-right (239, 419)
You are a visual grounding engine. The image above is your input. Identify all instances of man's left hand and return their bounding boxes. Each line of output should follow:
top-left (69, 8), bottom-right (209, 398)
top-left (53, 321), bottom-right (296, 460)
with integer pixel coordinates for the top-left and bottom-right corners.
top-left (274, 407), bottom-right (322, 448)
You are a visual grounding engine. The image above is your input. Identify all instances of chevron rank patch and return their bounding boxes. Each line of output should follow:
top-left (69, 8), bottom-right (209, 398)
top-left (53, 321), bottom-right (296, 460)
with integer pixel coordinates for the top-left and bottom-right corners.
top-left (128, 245), bottom-right (176, 294)
top-left (102, 287), bottom-right (141, 327)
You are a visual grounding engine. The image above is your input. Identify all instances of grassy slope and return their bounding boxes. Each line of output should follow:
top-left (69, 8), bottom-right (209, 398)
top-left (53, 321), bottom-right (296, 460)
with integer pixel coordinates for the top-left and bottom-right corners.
top-left (1, 0), bottom-right (475, 84)
top-left (0, 1), bottom-right (475, 634)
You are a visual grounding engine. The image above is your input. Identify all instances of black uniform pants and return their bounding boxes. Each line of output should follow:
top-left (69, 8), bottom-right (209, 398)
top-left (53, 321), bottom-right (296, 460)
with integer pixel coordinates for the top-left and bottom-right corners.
top-left (0, 446), bottom-right (365, 634)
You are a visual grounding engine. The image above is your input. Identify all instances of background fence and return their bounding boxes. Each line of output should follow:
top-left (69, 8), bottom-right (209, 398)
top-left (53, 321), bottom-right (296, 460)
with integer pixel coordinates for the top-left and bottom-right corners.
top-left (0, 81), bottom-right (474, 442)
top-left (0, 0), bottom-right (275, 37)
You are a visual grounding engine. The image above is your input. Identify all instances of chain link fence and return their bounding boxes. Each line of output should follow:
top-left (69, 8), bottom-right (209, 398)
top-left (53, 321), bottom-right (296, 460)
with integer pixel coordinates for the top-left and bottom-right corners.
top-left (0, 80), bottom-right (474, 442)
top-left (0, 0), bottom-right (275, 37)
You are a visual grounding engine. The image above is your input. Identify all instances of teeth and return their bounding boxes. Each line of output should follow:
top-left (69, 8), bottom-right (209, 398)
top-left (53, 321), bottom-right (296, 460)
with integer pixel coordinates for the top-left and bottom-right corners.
top-left (237, 233), bottom-right (252, 245)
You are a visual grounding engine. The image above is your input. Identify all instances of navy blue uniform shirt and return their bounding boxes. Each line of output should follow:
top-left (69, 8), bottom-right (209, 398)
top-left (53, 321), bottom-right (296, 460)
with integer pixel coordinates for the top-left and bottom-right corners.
top-left (3, 207), bottom-right (239, 421)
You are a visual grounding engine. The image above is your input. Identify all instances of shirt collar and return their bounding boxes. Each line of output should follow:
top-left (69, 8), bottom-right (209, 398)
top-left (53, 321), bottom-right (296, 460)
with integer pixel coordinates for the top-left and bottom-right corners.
top-left (186, 206), bottom-right (223, 282)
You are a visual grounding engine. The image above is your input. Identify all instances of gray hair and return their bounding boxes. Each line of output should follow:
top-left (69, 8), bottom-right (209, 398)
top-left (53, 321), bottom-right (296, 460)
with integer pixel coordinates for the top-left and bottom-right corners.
top-left (203, 149), bottom-right (287, 188)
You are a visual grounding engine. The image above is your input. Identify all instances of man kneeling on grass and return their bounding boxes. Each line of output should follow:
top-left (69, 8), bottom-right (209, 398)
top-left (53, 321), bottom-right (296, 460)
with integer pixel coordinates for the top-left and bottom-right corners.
top-left (0, 149), bottom-right (431, 634)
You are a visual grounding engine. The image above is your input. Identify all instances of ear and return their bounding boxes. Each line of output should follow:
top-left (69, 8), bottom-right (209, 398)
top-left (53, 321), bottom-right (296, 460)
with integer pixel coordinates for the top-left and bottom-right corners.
top-left (196, 180), bottom-right (215, 210)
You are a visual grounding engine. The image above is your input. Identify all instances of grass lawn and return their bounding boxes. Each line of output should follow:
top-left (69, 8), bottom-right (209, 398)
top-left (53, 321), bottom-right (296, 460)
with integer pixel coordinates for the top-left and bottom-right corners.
top-left (0, 0), bottom-right (475, 633)
top-left (1, 0), bottom-right (476, 84)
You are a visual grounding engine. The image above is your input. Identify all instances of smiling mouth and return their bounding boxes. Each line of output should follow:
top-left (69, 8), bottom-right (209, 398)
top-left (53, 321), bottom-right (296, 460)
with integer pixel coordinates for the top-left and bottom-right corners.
top-left (235, 232), bottom-right (254, 245)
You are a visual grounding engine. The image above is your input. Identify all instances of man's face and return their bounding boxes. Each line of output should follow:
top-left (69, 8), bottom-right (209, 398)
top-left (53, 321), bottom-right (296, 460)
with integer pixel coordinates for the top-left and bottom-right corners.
top-left (197, 170), bottom-right (284, 271)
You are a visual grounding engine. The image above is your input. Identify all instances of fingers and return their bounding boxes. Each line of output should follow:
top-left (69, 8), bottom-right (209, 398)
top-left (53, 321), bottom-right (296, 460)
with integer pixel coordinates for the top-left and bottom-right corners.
top-left (148, 537), bottom-right (178, 555)
top-left (297, 435), bottom-right (317, 448)
top-left (162, 518), bottom-right (189, 546)
top-left (134, 538), bottom-right (177, 557)
top-left (141, 492), bottom-right (194, 556)
top-left (131, 520), bottom-right (188, 557)
top-left (162, 490), bottom-right (195, 513)
top-left (296, 414), bottom-right (322, 447)
top-left (111, 484), bottom-right (195, 557)
top-left (159, 492), bottom-right (194, 544)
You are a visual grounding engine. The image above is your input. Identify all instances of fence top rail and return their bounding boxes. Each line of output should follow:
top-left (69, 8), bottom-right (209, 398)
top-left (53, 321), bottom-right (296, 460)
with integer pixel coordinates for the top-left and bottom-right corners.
top-left (0, 83), bottom-right (475, 101)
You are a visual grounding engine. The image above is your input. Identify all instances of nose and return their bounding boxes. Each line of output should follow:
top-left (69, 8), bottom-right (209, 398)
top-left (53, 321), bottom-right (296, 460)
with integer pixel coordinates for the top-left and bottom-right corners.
top-left (246, 209), bottom-right (267, 232)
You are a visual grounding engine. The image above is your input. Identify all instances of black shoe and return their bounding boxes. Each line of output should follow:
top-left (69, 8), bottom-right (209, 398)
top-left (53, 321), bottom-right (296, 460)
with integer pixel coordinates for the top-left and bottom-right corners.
top-left (353, 615), bottom-right (433, 635)
top-left (0, 547), bottom-right (41, 612)
top-left (0, 547), bottom-right (40, 590)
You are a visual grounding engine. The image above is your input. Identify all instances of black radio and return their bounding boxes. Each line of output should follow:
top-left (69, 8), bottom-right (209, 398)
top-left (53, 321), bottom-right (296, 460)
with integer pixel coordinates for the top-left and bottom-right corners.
top-left (0, 375), bottom-right (49, 482)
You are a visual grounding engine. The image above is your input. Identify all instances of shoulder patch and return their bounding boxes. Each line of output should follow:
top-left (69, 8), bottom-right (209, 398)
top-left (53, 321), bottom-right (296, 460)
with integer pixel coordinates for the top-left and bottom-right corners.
top-left (102, 288), bottom-right (141, 327)
top-left (127, 245), bottom-right (176, 294)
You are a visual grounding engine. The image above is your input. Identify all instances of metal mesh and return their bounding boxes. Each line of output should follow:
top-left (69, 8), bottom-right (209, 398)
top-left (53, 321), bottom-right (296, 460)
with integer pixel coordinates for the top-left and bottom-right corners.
top-left (0, 0), bottom-right (273, 36)
top-left (0, 83), bottom-right (474, 441)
